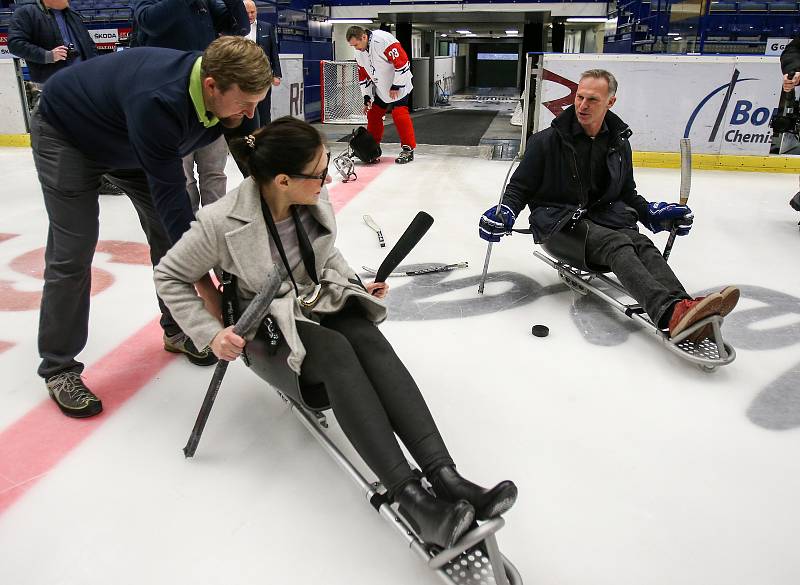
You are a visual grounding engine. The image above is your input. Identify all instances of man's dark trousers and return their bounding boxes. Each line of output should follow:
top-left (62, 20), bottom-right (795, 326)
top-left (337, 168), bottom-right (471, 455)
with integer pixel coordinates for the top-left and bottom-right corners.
top-left (583, 220), bottom-right (691, 327)
top-left (31, 109), bottom-right (181, 379)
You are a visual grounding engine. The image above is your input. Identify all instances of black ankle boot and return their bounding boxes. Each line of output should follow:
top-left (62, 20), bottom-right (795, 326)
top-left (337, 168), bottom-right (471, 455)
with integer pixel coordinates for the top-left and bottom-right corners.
top-left (394, 480), bottom-right (475, 549)
top-left (429, 466), bottom-right (518, 520)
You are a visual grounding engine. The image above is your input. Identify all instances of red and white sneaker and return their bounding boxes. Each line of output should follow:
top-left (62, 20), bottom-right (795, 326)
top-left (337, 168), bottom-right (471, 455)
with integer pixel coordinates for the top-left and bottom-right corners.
top-left (668, 294), bottom-right (723, 343)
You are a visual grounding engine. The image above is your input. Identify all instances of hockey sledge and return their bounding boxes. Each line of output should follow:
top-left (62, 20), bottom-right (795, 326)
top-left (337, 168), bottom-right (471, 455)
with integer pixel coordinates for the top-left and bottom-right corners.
top-left (532, 222), bottom-right (735, 372)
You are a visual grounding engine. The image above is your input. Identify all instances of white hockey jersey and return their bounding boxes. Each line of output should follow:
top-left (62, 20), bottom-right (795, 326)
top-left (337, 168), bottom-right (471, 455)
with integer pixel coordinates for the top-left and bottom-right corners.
top-left (354, 29), bottom-right (413, 104)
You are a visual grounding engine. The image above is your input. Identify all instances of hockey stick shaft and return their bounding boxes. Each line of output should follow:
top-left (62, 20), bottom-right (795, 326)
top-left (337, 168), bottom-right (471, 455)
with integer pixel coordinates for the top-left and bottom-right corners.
top-left (183, 266), bottom-right (284, 458)
top-left (663, 138), bottom-right (692, 262)
top-left (362, 262), bottom-right (468, 277)
top-left (374, 212), bottom-right (434, 283)
top-left (478, 158), bottom-right (519, 294)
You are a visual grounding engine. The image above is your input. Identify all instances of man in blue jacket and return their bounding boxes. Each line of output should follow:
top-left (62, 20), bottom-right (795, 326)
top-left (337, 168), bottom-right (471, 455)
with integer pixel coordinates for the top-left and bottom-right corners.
top-left (244, 0), bottom-right (281, 126)
top-left (8, 0), bottom-right (96, 85)
top-left (479, 69), bottom-right (739, 344)
top-left (133, 0), bottom-right (250, 213)
top-left (31, 36), bottom-right (271, 418)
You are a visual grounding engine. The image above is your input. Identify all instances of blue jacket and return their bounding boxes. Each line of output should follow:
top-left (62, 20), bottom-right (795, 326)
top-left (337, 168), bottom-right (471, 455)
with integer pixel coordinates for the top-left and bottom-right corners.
top-left (132, 0), bottom-right (249, 51)
top-left (38, 47), bottom-right (227, 243)
top-left (8, 0), bottom-right (96, 83)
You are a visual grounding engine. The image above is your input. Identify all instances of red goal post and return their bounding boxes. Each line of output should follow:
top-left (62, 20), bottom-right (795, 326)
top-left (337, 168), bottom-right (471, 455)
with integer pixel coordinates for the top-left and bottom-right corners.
top-left (320, 60), bottom-right (368, 125)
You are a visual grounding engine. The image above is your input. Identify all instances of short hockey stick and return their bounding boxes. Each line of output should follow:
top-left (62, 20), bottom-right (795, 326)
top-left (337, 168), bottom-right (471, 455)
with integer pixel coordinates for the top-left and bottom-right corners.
top-left (183, 265), bottom-right (284, 458)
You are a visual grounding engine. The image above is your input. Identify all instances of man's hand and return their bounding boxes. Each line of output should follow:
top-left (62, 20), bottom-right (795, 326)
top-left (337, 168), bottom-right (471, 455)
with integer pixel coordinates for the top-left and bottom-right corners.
top-left (363, 95), bottom-right (372, 115)
top-left (389, 88), bottom-right (400, 100)
top-left (366, 281), bottom-right (388, 299)
top-left (273, 77), bottom-right (281, 87)
top-left (210, 326), bottom-right (245, 361)
top-left (479, 204), bottom-right (516, 242)
top-left (783, 72), bottom-right (800, 93)
top-left (642, 201), bottom-right (693, 235)
top-left (51, 46), bottom-right (68, 62)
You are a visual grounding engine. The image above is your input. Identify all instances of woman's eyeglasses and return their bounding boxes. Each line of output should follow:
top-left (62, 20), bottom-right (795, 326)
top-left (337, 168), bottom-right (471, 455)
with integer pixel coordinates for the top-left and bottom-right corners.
top-left (289, 152), bottom-right (331, 187)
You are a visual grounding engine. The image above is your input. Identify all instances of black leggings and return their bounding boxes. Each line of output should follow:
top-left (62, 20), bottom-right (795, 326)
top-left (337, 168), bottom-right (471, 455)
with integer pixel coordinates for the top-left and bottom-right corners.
top-left (296, 304), bottom-right (453, 496)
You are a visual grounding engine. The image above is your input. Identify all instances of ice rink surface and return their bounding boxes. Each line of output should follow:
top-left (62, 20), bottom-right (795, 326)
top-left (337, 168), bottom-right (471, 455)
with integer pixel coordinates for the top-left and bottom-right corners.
top-left (0, 145), bottom-right (798, 585)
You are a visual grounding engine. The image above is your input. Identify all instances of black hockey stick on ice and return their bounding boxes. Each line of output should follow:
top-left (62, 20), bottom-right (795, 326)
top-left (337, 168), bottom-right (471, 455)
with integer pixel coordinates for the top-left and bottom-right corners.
top-left (362, 261), bottom-right (468, 277)
top-left (663, 138), bottom-right (692, 262)
top-left (183, 266), bottom-right (284, 458)
top-left (363, 214), bottom-right (386, 247)
top-left (374, 212), bottom-right (434, 283)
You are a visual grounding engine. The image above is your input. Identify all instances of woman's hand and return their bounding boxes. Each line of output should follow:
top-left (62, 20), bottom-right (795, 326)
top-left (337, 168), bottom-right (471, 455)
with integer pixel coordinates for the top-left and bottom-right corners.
top-left (366, 281), bottom-right (389, 299)
top-left (196, 274), bottom-right (223, 323)
top-left (210, 326), bottom-right (246, 361)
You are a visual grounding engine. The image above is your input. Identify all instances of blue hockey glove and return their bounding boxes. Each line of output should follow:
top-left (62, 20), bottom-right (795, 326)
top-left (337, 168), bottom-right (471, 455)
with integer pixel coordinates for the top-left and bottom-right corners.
top-left (479, 204), bottom-right (516, 242)
top-left (642, 202), bottom-right (693, 236)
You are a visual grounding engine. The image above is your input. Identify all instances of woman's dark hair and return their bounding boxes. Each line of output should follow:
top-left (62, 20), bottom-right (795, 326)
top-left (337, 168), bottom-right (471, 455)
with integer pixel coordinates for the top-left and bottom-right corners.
top-left (229, 117), bottom-right (324, 185)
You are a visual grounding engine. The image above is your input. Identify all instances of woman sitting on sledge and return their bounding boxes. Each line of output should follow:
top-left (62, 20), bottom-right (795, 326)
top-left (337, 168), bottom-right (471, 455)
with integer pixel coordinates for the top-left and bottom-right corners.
top-left (155, 117), bottom-right (517, 549)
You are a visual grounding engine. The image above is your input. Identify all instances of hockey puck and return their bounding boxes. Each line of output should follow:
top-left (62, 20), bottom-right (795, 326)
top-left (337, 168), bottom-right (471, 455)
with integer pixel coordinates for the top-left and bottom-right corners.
top-left (531, 325), bottom-right (549, 337)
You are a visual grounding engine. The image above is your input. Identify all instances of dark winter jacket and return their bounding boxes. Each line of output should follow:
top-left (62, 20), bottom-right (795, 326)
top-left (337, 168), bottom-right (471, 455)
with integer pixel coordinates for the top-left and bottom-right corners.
top-left (38, 48), bottom-right (226, 243)
top-left (132, 0), bottom-right (249, 51)
top-left (254, 19), bottom-right (281, 124)
top-left (781, 37), bottom-right (800, 76)
top-left (502, 106), bottom-right (650, 243)
top-left (7, 0), bottom-right (96, 83)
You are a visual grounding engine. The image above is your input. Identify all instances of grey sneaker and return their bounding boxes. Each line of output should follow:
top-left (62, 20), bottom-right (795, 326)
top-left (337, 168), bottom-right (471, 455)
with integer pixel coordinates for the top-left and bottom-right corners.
top-left (46, 372), bottom-right (103, 418)
top-left (163, 332), bottom-right (218, 366)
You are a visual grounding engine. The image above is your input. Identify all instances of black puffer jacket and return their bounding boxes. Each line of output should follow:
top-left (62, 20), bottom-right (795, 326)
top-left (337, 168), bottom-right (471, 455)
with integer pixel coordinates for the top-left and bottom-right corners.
top-left (781, 37), bottom-right (800, 76)
top-left (502, 106), bottom-right (649, 243)
top-left (8, 0), bottom-right (96, 83)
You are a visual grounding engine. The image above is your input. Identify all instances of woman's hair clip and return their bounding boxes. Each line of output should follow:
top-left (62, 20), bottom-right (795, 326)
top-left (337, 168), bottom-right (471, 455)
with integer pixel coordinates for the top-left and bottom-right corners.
top-left (244, 134), bottom-right (256, 149)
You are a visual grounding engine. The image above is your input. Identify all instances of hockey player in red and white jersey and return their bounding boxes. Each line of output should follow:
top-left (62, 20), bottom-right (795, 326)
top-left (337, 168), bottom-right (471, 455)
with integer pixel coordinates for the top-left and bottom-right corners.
top-left (347, 26), bottom-right (416, 164)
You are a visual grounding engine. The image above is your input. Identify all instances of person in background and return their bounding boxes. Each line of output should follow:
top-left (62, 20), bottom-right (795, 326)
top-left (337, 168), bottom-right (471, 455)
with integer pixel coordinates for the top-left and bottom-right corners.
top-left (132, 0), bottom-right (250, 213)
top-left (8, 0), bottom-right (96, 101)
top-left (780, 37), bottom-right (800, 213)
top-left (347, 25), bottom-right (416, 165)
top-left (243, 0), bottom-right (281, 126)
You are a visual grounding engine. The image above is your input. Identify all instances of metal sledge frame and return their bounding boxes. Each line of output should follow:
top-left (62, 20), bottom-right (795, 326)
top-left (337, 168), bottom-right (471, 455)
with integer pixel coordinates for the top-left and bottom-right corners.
top-left (277, 390), bottom-right (523, 585)
top-left (532, 248), bottom-right (736, 372)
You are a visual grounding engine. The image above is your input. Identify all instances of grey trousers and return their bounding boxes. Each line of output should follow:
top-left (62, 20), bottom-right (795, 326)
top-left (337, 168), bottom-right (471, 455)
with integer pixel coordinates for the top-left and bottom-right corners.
top-left (182, 134), bottom-right (228, 213)
top-left (30, 109), bottom-right (181, 379)
top-left (584, 220), bottom-right (691, 327)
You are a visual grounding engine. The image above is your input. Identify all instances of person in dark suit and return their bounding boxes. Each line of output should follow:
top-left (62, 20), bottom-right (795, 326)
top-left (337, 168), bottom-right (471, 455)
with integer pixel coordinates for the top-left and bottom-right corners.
top-left (244, 0), bottom-right (281, 126)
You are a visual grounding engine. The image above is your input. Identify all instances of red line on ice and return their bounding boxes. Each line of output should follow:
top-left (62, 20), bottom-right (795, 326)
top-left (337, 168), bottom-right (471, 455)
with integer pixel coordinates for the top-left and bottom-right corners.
top-left (0, 161), bottom-right (390, 515)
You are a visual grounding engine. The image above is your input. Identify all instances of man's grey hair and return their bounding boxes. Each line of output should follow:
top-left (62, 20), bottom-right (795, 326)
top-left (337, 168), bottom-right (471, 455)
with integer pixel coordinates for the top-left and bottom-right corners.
top-left (580, 69), bottom-right (618, 97)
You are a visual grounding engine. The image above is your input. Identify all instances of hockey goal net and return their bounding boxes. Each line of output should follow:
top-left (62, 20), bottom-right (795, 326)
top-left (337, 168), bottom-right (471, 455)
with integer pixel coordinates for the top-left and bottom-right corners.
top-left (320, 60), bottom-right (368, 125)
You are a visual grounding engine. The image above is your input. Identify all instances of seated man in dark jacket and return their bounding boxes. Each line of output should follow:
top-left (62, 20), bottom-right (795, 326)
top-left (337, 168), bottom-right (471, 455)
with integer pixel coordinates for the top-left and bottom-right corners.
top-left (32, 36), bottom-right (271, 419)
top-left (479, 68), bottom-right (739, 343)
top-left (8, 0), bottom-right (96, 86)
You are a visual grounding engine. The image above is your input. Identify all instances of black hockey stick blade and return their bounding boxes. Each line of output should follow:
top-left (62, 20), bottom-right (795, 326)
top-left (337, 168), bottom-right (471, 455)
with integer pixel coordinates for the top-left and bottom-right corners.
top-left (374, 211), bottom-right (434, 283)
top-left (183, 266), bottom-right (285, 458)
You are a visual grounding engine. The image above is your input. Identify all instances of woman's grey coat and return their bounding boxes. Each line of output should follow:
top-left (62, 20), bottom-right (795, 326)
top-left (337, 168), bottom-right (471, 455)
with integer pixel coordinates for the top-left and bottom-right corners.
top-left (154, 177), bottom-right (387, 374)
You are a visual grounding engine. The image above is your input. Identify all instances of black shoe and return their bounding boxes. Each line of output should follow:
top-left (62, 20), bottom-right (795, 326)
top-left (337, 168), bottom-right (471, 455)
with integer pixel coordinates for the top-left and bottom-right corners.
top-left (395, 145), bottom-right (414, 164)
top-left (46, 371), bottom-right (103, 418)
top-left (430, 466), bottom-right (517, 520)
top-left (790, 191), bottom-right (800, 211)
top-left (163, 333), bottom-right (218, 366)
top-left (394, 480), bottom-right (475, 549)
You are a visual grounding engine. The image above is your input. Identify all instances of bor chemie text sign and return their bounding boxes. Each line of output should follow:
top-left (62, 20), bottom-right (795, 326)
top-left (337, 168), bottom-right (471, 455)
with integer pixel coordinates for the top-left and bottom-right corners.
top-left (538, 54), bottom-right (783, 155)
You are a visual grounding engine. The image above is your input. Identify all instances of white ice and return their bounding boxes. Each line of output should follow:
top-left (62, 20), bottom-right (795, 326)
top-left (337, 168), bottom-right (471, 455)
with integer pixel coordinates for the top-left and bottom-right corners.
top-left (0, 145), bottom-right (798, 585)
